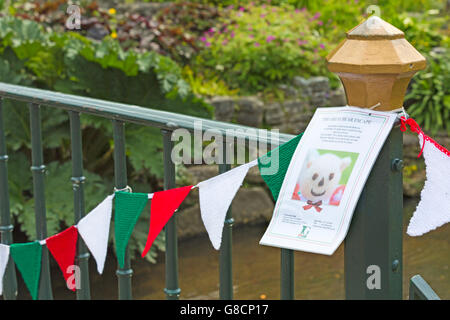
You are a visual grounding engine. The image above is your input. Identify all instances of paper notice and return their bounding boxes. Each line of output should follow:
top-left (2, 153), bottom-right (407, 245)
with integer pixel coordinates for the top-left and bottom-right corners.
top-left (259, 106), bottom-right (397, 255)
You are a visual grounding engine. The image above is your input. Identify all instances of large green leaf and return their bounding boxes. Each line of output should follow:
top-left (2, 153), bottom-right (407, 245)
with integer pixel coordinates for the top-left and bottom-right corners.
top-left (19, 161), bottom-right (109, 239)
top-left (126, 125), bottom-right (164, 179)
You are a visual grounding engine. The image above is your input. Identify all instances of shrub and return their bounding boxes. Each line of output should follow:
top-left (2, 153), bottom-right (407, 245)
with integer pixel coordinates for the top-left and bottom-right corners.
top-left (0, 15), bottom-right (212, 263)
top-left (405, 50), bottom-right (450, 134)
top-left (10, 0), bottom-right (224, 64)
top-left (194, 3), bottom-right (331, 94)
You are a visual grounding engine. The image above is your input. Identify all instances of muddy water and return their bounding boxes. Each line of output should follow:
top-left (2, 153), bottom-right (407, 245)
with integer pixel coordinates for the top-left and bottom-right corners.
top-left (20, 198), bottom-right (448, 300)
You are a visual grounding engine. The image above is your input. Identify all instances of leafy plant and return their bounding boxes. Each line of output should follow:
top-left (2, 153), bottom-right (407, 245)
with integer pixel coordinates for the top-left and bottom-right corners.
top-left (405, 50), bottom-right (450, 134)
top-left (182, 65), bottom-right (239, 97)
top-left (0, 15), bottom-right (213, 263)
top-left (194, 3), bottom-right (330, 94)
top-left (11, 1), bottom-right (224, 64)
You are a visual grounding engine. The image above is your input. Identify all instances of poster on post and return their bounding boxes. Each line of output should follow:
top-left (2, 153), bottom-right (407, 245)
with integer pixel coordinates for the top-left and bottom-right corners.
top-left (259, 106), bottom-right (397, 255)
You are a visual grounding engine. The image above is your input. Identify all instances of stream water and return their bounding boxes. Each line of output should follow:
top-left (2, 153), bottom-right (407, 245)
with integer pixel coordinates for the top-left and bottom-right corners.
top-left (16, 197), bottom-right (449, 300)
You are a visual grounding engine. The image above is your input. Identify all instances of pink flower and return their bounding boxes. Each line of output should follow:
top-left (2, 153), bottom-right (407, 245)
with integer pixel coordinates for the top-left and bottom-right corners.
top-left (260, 13), bottom-right (267, 18)
top-left (317, 20), bottom-right (323, 26)
top-left (266, 35), bottom-right (276, 42)
top-left (297, 40), bottom-right (308, 46)
top-left (249, 34), bottom-right (255, 39)
top-left (239, 6), bottom-right (245, 12)
top-left (200, 36), bottom-right (207, 42)
top-left (205, 42), bottom-right (211, 47)
top-left (230, 31), bottom-right (235, 38)
top-left (222, 40), bottom-right (228, 45)
top-left (319, 43), bottom-right (326, 49)
top-left (310, 12), bottom-right (321, 21)
top-left (254, 42), bottom-right (260, 47)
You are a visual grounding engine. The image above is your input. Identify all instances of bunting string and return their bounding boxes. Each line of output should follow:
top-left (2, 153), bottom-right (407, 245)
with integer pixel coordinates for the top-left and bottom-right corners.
top-left (399, 116), bottom-right (450, 236)
top-left (1, 111), bottom-right (448, 298)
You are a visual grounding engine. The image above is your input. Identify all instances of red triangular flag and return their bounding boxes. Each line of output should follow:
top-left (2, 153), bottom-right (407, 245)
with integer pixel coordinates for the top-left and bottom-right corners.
top-left (141, 186), bottom-right (193, 257)
top-left (46, 226), bottom-right (78, 291)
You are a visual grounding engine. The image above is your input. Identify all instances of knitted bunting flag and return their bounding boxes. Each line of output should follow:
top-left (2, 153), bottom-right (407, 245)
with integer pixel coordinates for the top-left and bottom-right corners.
top-left (46, 226), bottom-right (78, 291)
top-left (198, 160), bottom-right (257, 250)
top-left (10, 241), bottom-right (42, 300)
top-left (400, 117), bottom-right (450, 236)
top-left (0, 244), bottom-right (9, 296)
top-left (258, 133), bottom-right (303, 201)
top-left (78, 194), bottom-right (114, 274)
top-left (115, 191), bottom-right (148, 268)
top-left (141, 186), bottom-right (193, 257)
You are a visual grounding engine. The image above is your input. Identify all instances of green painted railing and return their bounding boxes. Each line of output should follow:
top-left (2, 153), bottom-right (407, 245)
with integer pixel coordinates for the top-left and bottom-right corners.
top-left (0, 82), bottom-right (294, 300)
top-left (409, 275), bottom-right (441, 300)
top-left (0, 82), bottom-right (436, 300)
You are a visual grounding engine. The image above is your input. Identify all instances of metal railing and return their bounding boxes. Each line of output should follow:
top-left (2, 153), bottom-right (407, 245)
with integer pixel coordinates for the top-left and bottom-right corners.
top-left (0, 82), bottom-right (295, 300)
top-left (0, 82), bottom-right (438, 300)
top-left (409, 275), bottom-right (440, 300)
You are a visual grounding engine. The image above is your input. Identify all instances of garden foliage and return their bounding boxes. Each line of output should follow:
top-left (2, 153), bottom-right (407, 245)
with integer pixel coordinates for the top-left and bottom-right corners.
top-left (0, 15), bottom-right (212, 262)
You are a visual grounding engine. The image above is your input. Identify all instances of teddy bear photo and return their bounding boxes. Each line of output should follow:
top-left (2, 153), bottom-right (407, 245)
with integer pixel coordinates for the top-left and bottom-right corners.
top-left (292, 149), bottom-right (356, 212)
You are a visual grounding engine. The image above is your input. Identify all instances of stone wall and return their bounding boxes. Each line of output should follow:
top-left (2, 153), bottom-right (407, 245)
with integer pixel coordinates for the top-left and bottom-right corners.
top-left (206, 76), bottom-right (346, 135)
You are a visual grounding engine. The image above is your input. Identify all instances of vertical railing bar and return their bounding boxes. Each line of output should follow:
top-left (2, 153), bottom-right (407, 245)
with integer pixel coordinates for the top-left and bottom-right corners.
top-left (0, 98), bottom-right (18, 300)
top-left (219, 140), bottom-right (233, 300)
top-left (69, 111), bottom-right (91, 299)
top-left (280, 249), bottom-right (294, 299)
top-left (161, 129), bottom-right (181, 300)
top-left (112, 119), bottom-right (133, 300)
top-left (29, 103), bottom-right (53, 300)
top-left (269, 129), bottom-right (295, 300)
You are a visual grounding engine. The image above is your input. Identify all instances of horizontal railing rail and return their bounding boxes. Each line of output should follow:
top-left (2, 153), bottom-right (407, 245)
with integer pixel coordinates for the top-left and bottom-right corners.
top-left (0, 82), bottom-right (294, 145)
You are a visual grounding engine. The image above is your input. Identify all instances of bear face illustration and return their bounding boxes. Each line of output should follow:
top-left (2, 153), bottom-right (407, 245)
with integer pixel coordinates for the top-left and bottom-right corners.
top-left (297, 152), bottom-right (351, 204)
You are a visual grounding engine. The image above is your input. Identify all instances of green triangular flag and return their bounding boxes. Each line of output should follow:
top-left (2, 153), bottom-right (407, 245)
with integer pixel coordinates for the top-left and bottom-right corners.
top-left (114, 191), bottom-right (148, 268)
top-left (257, 133), bottom-right (303, 201)
top-left (10, 241), bottom-right (42, 300)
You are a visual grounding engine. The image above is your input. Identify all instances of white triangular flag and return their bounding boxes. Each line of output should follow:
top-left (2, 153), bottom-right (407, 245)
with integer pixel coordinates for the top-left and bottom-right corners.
top-left (198, 160), bottom-right (257, 249)
top-left (407, 135), bottom-right (450, 236)
top-left (77, 194), bottom-right (114, 274)
top-left (0, 244), bottom-right (10, 296)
